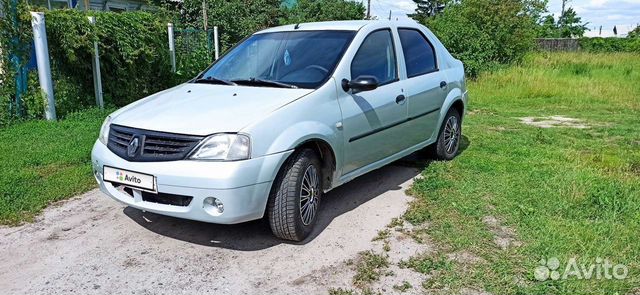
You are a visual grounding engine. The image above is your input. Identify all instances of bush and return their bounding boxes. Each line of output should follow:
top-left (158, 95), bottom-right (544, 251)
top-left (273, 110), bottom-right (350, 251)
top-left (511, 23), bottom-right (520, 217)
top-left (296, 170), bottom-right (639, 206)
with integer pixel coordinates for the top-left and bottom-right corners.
top-left (0, 0), bottom-right (34, 124)
top-left (1, 7), bottom-right (180, 122)
top-left (45, 10), bottom-right (176, 110)
top-left (165, 0), bottom-right (281, 53)
top-left (579, 37), bottom-right (640, 53)
top-left (279, 0), bottom-right (365, 25)
top-left (426, 0), bottom-right (538, 77)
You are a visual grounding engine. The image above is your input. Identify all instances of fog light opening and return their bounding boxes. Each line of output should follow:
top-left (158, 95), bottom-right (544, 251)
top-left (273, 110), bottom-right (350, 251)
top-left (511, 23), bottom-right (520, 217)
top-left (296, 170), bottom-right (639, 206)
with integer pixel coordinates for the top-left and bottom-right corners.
top-left (204, 197), bottom-right (224, 216)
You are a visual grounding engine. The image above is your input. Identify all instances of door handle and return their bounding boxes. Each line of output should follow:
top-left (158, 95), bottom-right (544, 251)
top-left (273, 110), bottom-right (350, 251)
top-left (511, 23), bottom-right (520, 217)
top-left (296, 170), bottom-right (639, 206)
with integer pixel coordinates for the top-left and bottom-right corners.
top-left (440, 81), bottom-right (448, 89)
top-left (395, 94), bottom-right (406, 104)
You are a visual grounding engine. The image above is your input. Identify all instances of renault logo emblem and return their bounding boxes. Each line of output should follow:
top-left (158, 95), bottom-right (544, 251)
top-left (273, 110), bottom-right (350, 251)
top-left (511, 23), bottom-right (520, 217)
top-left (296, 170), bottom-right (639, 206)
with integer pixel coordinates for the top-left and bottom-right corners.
top-left (127, 137), bottom-right (140, 157)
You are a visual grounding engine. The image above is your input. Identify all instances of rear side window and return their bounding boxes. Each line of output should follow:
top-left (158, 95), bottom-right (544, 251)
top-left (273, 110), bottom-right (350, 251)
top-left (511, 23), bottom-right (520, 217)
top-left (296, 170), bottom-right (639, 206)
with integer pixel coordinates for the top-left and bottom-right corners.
top-left (351, 29), bottom-right (398, 85)
top-left (398, 29), bottom-right (437, 78)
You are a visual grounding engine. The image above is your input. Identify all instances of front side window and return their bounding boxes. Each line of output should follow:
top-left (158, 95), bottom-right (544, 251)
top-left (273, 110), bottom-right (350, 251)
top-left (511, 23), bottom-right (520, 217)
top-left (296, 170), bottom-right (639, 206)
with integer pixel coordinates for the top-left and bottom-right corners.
top-left (398, 29), bottom-right (437, 78)
top-left (199, 31), bottom-right (356, 89)
top-left (350, 29), bottom-right (398, 85)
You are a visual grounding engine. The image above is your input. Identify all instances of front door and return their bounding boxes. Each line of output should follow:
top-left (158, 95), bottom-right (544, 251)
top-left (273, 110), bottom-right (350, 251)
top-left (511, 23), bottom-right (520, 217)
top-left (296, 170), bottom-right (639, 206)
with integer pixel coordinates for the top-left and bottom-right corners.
top-left (337, 29), bottom-right (407, 174)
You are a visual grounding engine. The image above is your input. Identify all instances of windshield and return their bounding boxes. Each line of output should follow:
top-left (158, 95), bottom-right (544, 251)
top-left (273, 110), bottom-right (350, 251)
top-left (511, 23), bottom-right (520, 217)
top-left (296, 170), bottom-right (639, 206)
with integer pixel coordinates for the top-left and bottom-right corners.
top-left (198, 30), bottom-right (356, 89)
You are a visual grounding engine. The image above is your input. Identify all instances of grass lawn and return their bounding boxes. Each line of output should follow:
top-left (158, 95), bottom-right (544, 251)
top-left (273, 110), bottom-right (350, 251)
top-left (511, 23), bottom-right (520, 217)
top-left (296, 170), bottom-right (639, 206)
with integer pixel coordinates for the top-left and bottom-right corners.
top-left (0, 108), bottom-right (110, 224)
top-left (405, 52), bottom-right (640, 294)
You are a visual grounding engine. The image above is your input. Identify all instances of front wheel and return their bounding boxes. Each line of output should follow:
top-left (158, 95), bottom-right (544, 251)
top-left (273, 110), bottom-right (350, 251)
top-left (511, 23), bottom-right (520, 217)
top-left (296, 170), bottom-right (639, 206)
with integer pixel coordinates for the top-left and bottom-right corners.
top-left (432, 109), bottom-right (462, 160)
top-left (267, 149), bottom-right (322, 241)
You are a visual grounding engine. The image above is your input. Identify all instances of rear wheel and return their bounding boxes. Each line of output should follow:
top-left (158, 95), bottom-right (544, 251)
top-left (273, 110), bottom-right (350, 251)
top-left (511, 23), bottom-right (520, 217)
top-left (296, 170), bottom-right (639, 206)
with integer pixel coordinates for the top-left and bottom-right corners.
top-left (267, 149), bottom-right (322, 241)
top-left (431, 109), bottom-right (462, 160)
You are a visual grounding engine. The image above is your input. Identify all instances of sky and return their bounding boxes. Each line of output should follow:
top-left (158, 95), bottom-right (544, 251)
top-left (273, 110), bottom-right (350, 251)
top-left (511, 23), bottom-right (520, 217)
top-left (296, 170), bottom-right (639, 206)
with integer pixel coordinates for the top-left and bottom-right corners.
top-left (367, 0), bottom-right (640, 37)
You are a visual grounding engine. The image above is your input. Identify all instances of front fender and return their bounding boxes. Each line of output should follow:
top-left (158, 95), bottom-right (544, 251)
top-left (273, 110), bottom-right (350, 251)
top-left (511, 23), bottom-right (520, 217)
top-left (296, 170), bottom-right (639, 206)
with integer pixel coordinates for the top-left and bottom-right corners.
top-left (240, 79), bottom-right (343, 179)
top-left (266, 121), bottom-right (340, 156)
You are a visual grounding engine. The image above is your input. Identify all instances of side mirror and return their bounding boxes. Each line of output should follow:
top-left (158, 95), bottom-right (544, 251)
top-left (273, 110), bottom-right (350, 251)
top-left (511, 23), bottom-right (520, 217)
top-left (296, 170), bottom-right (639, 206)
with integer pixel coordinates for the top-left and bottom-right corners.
top-left (341, 76), bottom-right (379, 93)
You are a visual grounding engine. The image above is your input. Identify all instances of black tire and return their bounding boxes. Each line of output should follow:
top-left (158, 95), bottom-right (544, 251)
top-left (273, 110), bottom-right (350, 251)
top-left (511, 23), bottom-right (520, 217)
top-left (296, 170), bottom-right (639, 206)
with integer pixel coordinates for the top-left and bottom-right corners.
top-left (431, 108), bottom-right (462, 160)
top-left (267, 149), bottom-right (323, 241)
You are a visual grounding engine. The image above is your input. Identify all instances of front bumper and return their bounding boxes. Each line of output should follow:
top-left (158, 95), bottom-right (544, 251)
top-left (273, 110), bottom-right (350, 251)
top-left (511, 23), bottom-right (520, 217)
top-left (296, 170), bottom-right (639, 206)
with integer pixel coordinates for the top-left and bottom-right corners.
top-left (91, 140), bottom-right (293, 224)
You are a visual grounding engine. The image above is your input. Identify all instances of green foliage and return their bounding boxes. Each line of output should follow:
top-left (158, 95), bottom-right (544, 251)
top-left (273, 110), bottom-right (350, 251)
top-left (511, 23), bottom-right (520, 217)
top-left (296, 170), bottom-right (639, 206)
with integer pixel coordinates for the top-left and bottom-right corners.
top-left (1, 7), bottom-right (179, 121)
top-left (537, 15), bottom-right (560, 38)
top-left (0, 0), bottom-right (34, 123)
top-left (45, 10), bottom-right (176, 109)
top-left (536, 6), bottom-right (588, 38)
top-left (629, 25), bottom-right (640, 38)
top-left (557, 7), bottom-right (588, 38)
top-left (408, 0), bottom-right (450, 23)
top-left (174, 29), bottom-right (213, 78)
top-left (427, 0), bottom-right (539, 77)
top-left (579, 37), bottom-right (640, 53)
top-left (43, 10), bottom-right (96, 115)
top-left (160, 0), bottom-right (281, 53)
top-left (279, 0), bottom-right (365, 25)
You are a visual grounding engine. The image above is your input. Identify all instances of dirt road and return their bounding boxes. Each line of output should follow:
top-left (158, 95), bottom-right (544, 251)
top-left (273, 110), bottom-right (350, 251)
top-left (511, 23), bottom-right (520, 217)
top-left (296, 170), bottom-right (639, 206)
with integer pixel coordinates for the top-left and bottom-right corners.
top-left (0, 164), bottom-right (420, 295)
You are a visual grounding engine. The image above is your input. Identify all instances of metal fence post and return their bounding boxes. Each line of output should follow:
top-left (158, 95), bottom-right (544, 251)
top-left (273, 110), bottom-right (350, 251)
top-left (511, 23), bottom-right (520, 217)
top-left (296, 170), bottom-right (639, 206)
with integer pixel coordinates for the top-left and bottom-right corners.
top-left (88, 16), bottom-right (103, 109)
top-left (168, 23), bottom-right (176, 73)
top-left (30, 12), bottom-right (56, 121)
top-left (213, 26), bottom-right (219, 60)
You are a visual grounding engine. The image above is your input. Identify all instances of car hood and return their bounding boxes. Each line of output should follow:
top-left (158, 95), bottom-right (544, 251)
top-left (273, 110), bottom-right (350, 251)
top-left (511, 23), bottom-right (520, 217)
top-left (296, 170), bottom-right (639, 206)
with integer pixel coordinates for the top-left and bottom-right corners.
top-left (111, 83), bottom-right (313, 136)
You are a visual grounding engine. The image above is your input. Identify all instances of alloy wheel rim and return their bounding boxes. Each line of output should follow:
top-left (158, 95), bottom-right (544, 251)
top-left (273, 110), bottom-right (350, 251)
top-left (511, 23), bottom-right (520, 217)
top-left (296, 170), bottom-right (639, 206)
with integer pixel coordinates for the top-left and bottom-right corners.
top-left (300, 165), bottom-right (320, 225)
top-left (443, 116), bottom-right (460, 155)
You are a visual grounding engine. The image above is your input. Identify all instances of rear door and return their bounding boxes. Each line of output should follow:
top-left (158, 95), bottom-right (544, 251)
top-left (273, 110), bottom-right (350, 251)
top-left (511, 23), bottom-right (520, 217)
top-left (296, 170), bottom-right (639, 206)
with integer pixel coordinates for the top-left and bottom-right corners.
top-left (396, 28), bottom-right (448, 146)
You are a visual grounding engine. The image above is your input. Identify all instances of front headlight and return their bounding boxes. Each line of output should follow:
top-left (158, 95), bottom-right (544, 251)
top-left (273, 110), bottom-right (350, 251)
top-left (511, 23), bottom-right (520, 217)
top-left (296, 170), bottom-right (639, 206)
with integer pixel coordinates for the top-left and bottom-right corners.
top-left (98, 115), bottom-right (112, 145)
top-left (189, 133), bottom-right (250, 161)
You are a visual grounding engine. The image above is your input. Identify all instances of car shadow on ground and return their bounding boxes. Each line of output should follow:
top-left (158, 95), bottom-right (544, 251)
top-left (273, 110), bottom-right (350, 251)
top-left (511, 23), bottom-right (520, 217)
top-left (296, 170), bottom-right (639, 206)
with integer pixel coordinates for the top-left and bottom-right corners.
top-left (123, 139), bottom-right (470, 251)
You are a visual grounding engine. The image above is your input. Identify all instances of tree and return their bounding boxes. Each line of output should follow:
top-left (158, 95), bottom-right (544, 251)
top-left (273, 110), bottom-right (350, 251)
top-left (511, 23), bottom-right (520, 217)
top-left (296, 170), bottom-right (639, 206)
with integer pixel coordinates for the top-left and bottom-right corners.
top-left (557, 7), bottom-right (587, 37)
top-left (537, 15), bottom-right (560, 37)
top-left (151, 0), bottom-right (282, 52)
top-left (537, 5), bottom-right (587, 38)
top-left (628, 25), bottom-right (640, 38)
top-left (425, 0), bottom-right (540, 76)
top-left (409, 0), bottom-right (448, 23)
top-left (279, 0), bottom-right (365, 25)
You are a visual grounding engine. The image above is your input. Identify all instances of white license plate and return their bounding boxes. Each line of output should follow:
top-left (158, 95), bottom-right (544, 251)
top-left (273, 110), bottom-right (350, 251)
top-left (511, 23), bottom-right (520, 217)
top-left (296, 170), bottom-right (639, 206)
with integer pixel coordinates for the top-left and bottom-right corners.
top-left (103, 166), bottom-right (156, 192)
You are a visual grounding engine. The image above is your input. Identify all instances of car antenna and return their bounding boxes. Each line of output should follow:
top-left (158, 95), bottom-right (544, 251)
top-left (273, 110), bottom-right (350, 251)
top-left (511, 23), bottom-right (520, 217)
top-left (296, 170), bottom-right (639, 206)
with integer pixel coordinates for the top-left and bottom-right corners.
top-left (294, 23), bottom-right (300, 29)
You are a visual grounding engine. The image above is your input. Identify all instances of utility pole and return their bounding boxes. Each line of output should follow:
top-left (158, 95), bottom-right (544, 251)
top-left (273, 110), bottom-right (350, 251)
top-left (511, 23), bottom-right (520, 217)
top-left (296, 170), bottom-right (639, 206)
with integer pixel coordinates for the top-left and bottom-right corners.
top-left (388, 10), bottom-right (391, 20)
top-left (366, 0), bottom-right (371, 19)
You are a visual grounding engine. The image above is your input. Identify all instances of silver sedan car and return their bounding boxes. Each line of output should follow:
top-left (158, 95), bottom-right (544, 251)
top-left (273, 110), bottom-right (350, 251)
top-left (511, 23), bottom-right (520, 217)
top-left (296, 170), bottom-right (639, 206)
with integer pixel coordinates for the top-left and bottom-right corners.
top-left (91, 20), bottom-right (467, 241)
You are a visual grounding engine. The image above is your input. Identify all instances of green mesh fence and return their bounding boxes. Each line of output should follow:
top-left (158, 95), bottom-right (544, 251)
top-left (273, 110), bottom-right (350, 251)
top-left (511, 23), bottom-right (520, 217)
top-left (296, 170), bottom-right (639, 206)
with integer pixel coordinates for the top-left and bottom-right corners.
top-left (174, 28), bottom-right (214, 78)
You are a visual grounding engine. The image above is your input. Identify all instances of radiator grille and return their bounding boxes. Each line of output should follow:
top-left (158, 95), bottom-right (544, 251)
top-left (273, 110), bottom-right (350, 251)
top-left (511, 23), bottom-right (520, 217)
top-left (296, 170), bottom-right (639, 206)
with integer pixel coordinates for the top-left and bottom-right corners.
top-left (107, 124), bottom-right (204, 162)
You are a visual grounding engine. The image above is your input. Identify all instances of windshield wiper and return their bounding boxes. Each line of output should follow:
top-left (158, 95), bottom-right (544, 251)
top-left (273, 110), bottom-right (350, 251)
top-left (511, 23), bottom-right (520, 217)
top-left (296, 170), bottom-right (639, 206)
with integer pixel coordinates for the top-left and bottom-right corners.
top-left (232, 78), bottom-right (298, 89)
top-left (193, 76), bottom-right (237, 86)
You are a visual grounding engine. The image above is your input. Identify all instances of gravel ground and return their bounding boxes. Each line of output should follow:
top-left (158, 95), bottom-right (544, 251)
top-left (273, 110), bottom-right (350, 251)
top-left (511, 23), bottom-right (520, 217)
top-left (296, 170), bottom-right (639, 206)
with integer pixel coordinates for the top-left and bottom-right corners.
top-left (0, 164), bottom-right (420, 295)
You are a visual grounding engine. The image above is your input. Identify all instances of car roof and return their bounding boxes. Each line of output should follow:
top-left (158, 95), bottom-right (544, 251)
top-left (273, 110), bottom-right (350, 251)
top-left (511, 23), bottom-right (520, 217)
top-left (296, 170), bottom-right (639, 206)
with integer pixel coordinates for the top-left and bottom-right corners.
top-left (256, 19), bottom-right (421, 34)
